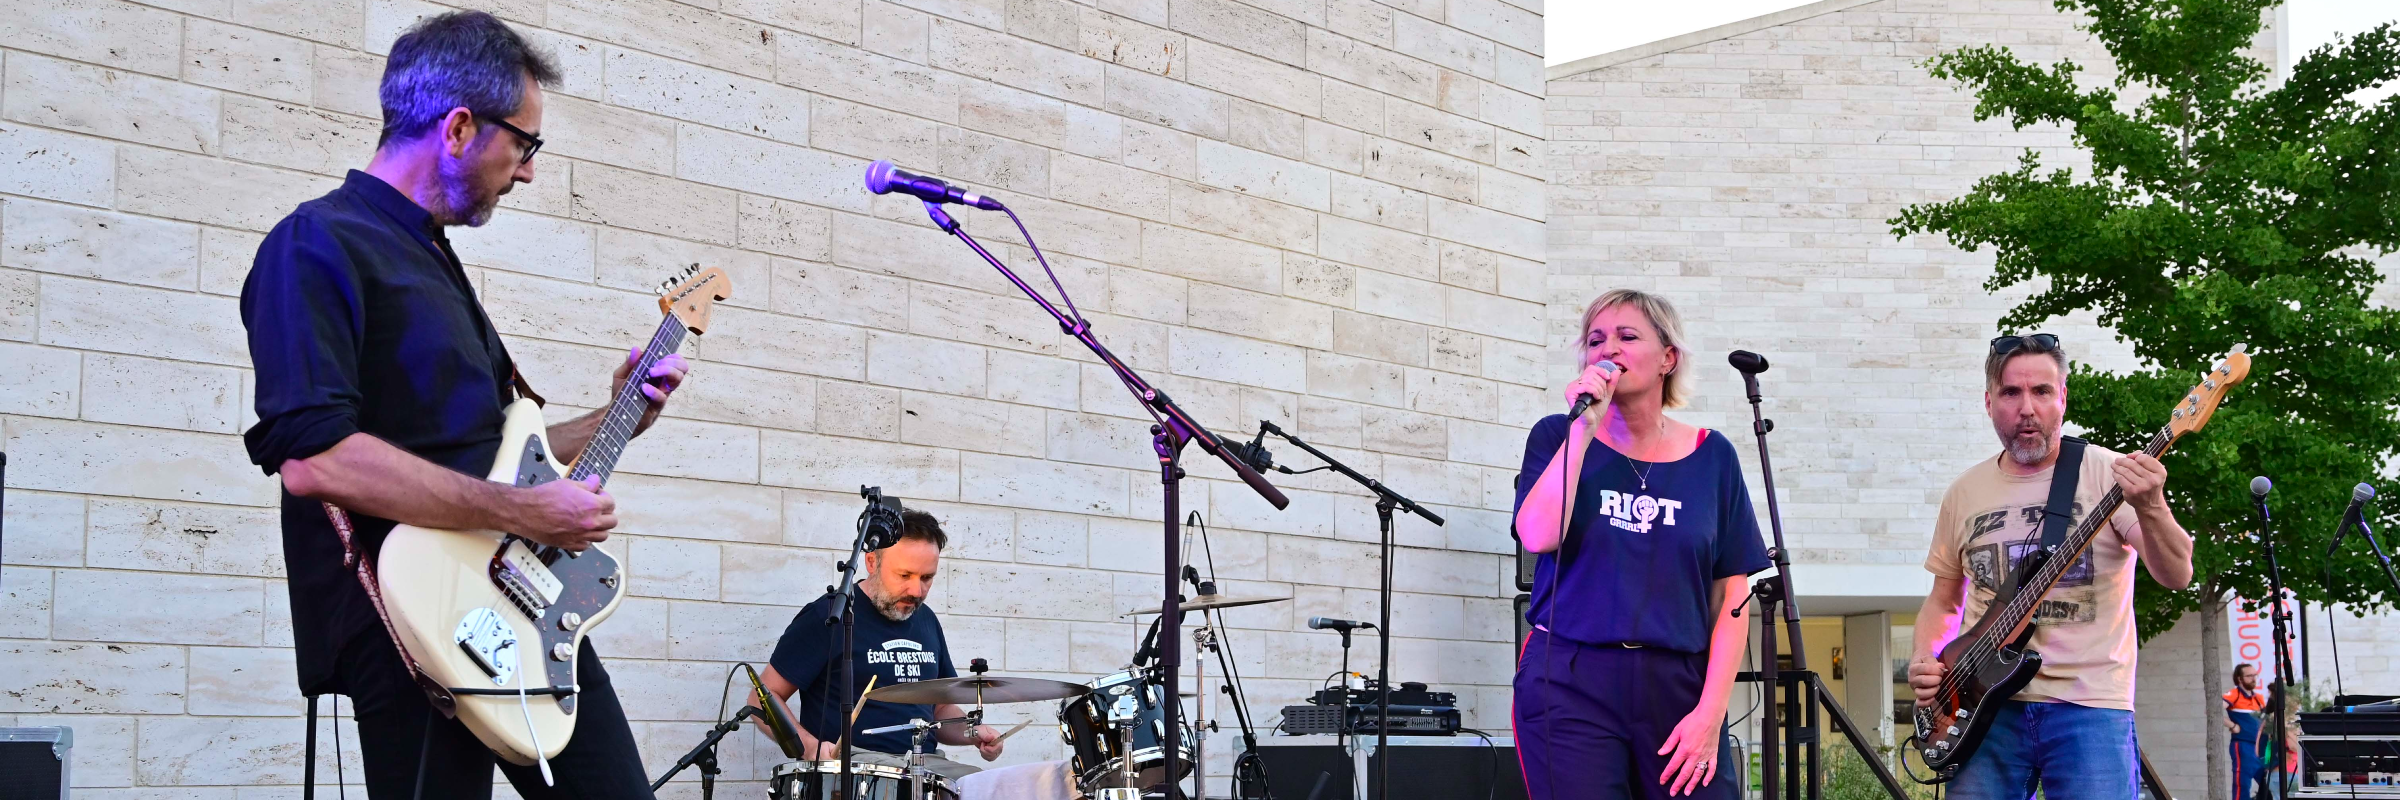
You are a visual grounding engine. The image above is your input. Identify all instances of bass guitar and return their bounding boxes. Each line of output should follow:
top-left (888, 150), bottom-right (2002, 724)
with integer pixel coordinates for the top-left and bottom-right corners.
top-left (1911, 344), bottom-right (2250, 781)
top-left (376, 264), bottom-right (730, 766)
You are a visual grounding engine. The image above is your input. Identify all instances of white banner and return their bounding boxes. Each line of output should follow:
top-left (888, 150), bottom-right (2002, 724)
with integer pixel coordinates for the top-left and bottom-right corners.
top-left (2228, 591), bottom-right (2304, 685)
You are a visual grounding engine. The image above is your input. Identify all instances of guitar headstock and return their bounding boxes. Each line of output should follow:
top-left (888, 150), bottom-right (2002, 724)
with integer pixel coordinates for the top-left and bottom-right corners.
top-left (2166, 344), bottom-right (2251, 440)
top-left (655, 263), bottom-right (731, 335)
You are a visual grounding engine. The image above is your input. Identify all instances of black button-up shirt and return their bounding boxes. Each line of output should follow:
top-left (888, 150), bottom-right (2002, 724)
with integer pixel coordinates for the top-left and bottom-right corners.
top-left (241, 170), bottom-right (518, 695)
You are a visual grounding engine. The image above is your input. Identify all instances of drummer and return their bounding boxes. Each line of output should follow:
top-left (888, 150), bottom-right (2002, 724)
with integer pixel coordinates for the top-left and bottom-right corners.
top-left (754, 510), bottom-right (1004, 776)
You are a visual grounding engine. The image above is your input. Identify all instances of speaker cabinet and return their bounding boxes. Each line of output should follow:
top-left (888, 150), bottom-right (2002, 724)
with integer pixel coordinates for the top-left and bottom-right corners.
top-left (0, 727), bottom-right (71, 800)
top-left (1255, 735), bottom-right (1526, 800)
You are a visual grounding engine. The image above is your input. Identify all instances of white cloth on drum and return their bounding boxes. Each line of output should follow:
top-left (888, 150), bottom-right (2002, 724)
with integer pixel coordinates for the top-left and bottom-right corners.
top-left (956, 759), bottom-right (1079, 800)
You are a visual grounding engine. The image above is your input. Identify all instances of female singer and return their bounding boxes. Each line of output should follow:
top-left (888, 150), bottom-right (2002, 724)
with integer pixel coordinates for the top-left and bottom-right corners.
top-left (1511, 289), bottom-right (1770, 799)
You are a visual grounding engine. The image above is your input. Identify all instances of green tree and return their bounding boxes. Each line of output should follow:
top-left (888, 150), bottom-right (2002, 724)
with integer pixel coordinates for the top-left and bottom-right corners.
top-left (1890, 1), bottom-right (2400, 795)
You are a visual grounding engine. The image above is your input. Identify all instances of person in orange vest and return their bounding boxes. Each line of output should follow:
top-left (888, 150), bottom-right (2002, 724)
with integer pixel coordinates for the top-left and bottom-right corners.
top-left (2224, 663), bottom-right (2269, 800)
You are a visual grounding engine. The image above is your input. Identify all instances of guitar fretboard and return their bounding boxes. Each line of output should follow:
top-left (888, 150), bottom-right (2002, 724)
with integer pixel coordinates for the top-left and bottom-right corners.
top-left (566, 314), bottom-right (689, 486)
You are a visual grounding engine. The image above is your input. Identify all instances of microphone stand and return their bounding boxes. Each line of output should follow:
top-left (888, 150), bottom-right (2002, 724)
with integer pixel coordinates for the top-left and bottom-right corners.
top-left (920, 200), bottom-right (1288, 800)
top-left (823, 487), bottom-right (899, 800)
top-left (651, 706), bottom-right (761, 797)
top-left (1251, 421), bottom-right (1441, 800)
top-left (2255, 486), bottom-right (2296, 797)
top-left (1730, 355), bottom-right (1904, 800)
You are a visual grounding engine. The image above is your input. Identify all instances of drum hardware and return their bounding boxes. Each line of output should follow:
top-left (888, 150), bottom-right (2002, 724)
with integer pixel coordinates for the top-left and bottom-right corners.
top-left (769, 759), bottom-right (956, 800)
top-left (861, 710), bottom-right (977, 800)
top-left (1061, 666), bottom-right (1195, 794)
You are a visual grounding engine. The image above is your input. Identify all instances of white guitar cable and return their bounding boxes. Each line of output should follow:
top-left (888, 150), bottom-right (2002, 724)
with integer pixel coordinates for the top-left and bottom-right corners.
top-left (515, 635), bottom-right (555, 786)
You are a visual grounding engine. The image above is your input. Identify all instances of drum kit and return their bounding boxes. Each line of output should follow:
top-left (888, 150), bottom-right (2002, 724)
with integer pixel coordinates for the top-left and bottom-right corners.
top-left (765, 591), bottom-right (1291, 800)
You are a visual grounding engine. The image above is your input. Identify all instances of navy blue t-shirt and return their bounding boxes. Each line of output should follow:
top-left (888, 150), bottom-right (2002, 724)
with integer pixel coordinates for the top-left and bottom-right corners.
top-left (769, 585), bottom-right (959, 754)
top-left (1511, 416), bottom-right (1772, 653)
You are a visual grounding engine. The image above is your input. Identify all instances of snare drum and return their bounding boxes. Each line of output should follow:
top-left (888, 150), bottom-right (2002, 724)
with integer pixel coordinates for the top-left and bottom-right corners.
top-left (1058, 668), bottom-right (1194, 791)
top-left (769, 760), bottom-right (955, 800)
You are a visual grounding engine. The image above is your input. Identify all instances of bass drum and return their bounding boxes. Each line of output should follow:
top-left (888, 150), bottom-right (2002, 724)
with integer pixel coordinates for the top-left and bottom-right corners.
top-left (1058, 668), bottom-right (1194, 792)
top-left (769, 760), bottom-right (955, 800)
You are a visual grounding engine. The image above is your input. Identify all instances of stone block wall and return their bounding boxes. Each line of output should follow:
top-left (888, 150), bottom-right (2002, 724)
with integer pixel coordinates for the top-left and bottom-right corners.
top-left (0, 0), bottom-right (1545, 795)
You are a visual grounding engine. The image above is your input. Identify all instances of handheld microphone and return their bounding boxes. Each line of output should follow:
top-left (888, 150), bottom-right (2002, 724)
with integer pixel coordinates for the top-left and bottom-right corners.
top-left (2252, 476), bottom-right (2273, 501)
top-left (1308, 617), bottom-right (1376, 632)
top-left (2330, 483), bottom-right (2377, 557)
top-left (863, 160), bottom-right (1006, 210)
top-left (1567, 360), bottom-right (1621, 419)
top-left (1729, 350), bottom-right (1770, 374)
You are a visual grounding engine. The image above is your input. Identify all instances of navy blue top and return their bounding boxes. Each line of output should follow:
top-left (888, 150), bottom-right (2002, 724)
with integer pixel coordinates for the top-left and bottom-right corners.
top-left (241, 170), bottom-right (517, 695)
top-left (1511, 416), bottom-right (1772, 653)
top-left (770, 585), bottom-right (960, 754)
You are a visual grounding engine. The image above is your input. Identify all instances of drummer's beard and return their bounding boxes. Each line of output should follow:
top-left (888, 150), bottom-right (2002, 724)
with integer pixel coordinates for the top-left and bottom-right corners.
top-left (863, 579), bottom-right (920, 621)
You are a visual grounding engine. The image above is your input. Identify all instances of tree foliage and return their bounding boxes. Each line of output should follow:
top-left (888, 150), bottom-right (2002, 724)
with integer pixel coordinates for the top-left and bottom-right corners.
top-left (1891, 0), bottom-right (2400, 637)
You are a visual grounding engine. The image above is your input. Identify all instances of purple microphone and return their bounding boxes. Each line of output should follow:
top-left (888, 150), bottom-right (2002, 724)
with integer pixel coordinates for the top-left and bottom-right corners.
top-left (863, 160), bottom-right (1006, 210)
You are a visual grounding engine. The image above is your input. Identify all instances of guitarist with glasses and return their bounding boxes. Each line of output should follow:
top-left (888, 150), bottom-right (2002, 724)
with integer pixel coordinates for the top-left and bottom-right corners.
top-left (1906, 333), bottom-right (2194, 799)
top-left (241, 11), bottom-right (684, 799)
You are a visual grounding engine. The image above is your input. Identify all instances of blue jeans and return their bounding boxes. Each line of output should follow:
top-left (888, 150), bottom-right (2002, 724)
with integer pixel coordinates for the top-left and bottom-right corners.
top-left (1948, 700), bottom-right (2138, 800)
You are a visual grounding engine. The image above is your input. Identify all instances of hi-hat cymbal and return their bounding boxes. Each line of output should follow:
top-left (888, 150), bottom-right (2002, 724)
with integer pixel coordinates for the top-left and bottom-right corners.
top-left (1124, 593), bottom-right (1290, 616)
top-left (864, 675), bottom-right (1090, 705)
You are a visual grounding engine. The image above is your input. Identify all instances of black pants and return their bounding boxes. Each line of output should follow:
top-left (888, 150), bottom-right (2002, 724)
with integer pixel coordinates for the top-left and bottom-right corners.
top-left (341, 630), bottom-right (654, 799)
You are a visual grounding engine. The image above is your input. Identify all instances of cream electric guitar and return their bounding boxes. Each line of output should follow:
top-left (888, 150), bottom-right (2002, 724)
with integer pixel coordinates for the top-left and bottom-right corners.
top-left (376, 264), bottom-right (730, 766)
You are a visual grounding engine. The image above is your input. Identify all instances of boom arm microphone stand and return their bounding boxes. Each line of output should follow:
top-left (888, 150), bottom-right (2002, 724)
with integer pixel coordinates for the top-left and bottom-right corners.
top-left (914, 196), bottom-right (1288, 800)
top-left (1728, 351), bottom-right (1905, 800)
top-left (1245, 420), bottom-right (1441, 800)
top-left (823, 488), bottom-right (903, 800)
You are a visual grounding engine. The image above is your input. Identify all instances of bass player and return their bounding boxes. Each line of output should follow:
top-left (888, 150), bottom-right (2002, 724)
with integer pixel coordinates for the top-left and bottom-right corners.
top-left (241, 11), bottom-right (684, 798)
top-left (1907, 333), bottom-right (2194, 798)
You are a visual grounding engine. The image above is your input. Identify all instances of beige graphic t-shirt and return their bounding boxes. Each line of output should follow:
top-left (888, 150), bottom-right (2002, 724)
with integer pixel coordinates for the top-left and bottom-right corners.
top-left (1925, 445), bottom-right (2147, 710)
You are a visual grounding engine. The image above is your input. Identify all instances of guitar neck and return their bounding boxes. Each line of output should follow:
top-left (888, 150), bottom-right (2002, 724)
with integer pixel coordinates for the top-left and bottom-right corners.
top-left (1977, 427), bottom-right (2172, 646)
top-left (565, 314), bottom-right (690, 486)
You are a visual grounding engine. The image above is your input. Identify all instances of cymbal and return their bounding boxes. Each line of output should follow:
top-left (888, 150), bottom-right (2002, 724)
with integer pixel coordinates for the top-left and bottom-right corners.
top-left (1124, 593), bottom-right (1290, 616)
top-left (864, 675), bottom-right (1090, 705)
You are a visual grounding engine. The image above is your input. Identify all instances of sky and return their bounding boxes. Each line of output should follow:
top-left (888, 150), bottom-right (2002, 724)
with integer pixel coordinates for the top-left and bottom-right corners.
top-left (1546, 0), bottom-right (2399, 101)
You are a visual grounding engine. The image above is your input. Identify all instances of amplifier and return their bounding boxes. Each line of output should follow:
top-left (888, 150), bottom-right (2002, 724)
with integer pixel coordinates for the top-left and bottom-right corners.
top-left (1280, 704), bottom-right (1460, 736)
top-left (0, 727), bottom-right (71, 800)
top-left (1257, 735), bottom-right (1526, 800)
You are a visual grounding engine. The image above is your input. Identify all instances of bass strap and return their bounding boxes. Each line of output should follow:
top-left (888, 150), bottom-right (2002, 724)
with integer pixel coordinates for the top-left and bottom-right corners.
top-left (2039, 436), bottom-right (2088, 551)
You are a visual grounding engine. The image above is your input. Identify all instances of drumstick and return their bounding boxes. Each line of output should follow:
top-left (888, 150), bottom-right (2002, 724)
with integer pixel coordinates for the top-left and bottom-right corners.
top-left (994, 718), bottom-right (1036, 741)
top-left (834, 675), bottom-right (878, 753)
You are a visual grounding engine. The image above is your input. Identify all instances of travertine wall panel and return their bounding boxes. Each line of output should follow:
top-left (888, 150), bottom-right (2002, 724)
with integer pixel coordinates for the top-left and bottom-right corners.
top-left (0, 0), bottom-right (1543, 795)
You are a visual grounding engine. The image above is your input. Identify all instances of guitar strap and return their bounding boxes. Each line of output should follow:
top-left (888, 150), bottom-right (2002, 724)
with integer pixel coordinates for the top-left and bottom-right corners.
top-left (2040, 436), bottom-right (2089, 551)
top-left (322, 501), bottom-right (460, 717)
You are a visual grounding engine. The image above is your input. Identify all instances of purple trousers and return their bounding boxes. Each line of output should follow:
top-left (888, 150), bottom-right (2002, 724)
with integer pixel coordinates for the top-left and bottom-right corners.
top-left (1514, 630), bottom-right (1738, 800)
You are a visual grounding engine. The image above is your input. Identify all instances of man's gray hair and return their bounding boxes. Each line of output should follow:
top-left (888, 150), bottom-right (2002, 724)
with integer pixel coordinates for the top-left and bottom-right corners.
top-left (378, 11), bottom-right (559, 147)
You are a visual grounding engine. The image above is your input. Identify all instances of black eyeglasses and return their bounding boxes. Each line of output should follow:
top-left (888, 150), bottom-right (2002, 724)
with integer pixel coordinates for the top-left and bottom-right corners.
top-left (478, 115), bottom-right (543, 165)
top-left (1990, 333), bottom-right (2059, 355)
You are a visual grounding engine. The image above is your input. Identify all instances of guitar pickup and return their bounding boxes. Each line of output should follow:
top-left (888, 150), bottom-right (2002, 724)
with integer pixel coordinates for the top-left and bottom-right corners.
top-left (493, 539), bottom-right (564, 616)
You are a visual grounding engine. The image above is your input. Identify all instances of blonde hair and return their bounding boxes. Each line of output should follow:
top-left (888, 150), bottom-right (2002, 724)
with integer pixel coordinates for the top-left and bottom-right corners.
top-left (1579, 289), bottom-right (1691, 408)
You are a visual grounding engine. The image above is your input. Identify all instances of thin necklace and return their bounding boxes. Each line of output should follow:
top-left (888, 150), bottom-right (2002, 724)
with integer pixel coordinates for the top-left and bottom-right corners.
top-left (1622, 418), bottom-right (1669, 491)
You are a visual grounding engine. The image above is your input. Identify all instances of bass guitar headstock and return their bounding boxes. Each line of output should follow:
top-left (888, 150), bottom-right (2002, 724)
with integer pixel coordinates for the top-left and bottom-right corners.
top-left (655, 263), bottom-right (732, 335)
top-left (2166, 344), bottom-right (2250, 442)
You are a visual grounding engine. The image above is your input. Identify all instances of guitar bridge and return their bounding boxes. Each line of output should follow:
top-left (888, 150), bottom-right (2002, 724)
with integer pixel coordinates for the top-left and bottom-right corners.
top-left (491, 539), bottom-right (563, 619)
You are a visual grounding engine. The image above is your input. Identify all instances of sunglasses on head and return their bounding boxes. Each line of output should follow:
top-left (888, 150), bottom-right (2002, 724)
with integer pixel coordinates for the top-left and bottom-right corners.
top-left (1990, 333), bottom-right (2059, 355)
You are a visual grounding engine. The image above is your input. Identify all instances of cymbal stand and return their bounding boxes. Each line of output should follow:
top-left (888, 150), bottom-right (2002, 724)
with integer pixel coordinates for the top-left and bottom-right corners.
top-left (1184, 531), bottom-right (1271, 800)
